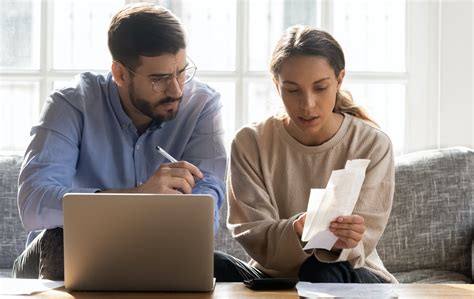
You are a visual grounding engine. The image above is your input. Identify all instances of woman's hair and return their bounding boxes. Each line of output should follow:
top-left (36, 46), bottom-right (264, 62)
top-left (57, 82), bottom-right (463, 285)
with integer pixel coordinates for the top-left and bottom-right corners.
top-left (108, 3), bottom-right (186, 70)
top-left (270, 25), bottom-right (378, 127)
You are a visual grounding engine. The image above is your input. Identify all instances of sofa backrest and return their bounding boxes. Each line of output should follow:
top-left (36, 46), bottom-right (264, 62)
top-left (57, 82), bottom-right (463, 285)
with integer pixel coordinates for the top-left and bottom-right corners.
top-left (2, 148), bottom-right (472, 277)
top-left (0, 155), bottom-right (26, 270)
top-left (377, 147), bottom-right (473, 279)
top-left (215, 196), bottom-right (250, 261)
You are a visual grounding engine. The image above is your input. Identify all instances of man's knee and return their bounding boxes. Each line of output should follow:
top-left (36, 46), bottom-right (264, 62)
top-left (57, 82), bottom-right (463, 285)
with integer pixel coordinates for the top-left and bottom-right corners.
top-left (39, 228), bottom-right (64, 280)
top-left (12, 230), bottom-right (44, 278)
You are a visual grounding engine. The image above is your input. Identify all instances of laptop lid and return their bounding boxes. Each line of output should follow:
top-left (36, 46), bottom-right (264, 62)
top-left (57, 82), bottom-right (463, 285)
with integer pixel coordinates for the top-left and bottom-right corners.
top-left (63, 193), bottom-right (214, 291)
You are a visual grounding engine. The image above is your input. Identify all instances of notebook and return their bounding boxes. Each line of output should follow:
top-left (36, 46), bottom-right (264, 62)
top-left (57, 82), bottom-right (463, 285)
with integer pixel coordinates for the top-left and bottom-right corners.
top-left (63, 193), bottom-right (215, 291)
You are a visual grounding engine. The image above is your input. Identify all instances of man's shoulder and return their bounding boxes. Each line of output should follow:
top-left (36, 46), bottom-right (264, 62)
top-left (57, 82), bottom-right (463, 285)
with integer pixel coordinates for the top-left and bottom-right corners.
top-left (50, 72), bottom-right (112, 108)
top-left (58, 72), bottom-right (110, 95)
top-left (184, 79), bottom-right (219, 101)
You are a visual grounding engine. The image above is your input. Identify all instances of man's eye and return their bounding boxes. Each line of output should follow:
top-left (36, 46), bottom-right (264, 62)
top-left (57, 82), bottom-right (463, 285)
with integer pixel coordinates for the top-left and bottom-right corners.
top-left (152, 76), bottom-right (170, 83)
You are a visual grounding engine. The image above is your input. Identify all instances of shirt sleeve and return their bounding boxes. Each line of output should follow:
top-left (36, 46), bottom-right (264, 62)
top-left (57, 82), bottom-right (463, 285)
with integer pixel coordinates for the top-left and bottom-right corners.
top-left (227, 128), bottom-right (312, 274)
top-left (18, 93), bottom-right (98, 231)
top-left (185, 91), bottom-right (227, 235)
top-left (314, 135), bottom-right (395, 267)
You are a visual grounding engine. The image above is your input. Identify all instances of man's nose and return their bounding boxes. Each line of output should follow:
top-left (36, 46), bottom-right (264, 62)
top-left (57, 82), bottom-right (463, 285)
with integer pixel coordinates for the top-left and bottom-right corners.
top-left (165, 77), bottom-right (183, 98)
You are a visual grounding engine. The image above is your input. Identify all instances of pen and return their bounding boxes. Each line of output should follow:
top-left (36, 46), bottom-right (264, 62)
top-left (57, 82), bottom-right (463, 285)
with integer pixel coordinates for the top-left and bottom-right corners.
top-left (155, 145), bottom-right (202, 183)
top-left (155, 146), bottom-right (178, 163)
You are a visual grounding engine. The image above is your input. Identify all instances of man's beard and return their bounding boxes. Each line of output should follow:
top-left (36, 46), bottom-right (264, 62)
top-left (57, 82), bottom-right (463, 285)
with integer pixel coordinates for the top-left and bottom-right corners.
top-left (128, 82), bottom-right (181, 123)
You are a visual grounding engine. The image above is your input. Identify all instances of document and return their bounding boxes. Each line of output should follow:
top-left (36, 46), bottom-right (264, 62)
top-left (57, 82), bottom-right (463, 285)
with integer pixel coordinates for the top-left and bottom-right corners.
top-left (0, 278), bottom-right (64, 295)
top-left (296, 282), bottom-right (398, 298)
top-left (302, 159), bottom-right (370, 250)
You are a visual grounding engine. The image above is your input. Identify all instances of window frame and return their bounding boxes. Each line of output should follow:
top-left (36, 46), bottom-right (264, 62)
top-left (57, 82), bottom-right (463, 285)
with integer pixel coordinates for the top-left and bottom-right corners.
top-left (0, 0), bottom-right (442, 155)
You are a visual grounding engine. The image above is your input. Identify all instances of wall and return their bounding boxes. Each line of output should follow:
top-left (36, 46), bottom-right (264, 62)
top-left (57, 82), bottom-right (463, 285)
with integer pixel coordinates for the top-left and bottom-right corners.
top-left (405, 0), bottom-right (473, 153)
top-left (439, 0), bottom-right (473, 149)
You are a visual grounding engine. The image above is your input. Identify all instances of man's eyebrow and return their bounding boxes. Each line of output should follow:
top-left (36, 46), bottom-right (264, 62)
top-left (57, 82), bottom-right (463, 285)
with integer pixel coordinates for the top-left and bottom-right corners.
top-left (147, 63), bottom-right (189, 78)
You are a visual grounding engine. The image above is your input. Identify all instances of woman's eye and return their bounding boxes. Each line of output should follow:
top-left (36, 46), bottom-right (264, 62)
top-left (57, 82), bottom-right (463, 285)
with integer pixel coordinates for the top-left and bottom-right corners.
top-left (315, 86), bottom-right (327, 91)
top-left (287, 89), bottom-right (300, 93)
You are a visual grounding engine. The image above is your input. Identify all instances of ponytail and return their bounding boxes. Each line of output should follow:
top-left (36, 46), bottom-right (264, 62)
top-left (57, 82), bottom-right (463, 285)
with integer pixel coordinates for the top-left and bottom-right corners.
top-left (335, 90), bottom-right (378, 127)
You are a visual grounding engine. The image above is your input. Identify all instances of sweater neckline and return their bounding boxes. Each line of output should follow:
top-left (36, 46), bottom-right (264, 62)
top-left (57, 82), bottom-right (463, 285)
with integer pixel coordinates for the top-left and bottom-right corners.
top-left (275, 113), bottom-right (351, 154)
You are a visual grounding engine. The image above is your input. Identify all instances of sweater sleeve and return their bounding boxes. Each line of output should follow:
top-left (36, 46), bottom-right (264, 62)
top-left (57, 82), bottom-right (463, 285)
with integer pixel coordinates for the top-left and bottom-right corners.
top-left (314, 133), bottom-right (395, 267)
top-left (226, 128), bottom-right (312, 275)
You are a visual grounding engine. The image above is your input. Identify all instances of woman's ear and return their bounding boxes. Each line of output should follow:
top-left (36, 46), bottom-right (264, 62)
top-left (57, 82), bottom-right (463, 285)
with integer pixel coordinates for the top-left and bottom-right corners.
top-left (337, 69), bottom-right (345, 89)
top-left (111, 61), bottom-right (127, 87)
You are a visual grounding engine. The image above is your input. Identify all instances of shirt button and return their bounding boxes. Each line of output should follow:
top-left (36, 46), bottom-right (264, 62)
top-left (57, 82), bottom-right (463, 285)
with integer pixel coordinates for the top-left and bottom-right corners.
top-left (136, 145), bottom-right (140, 150)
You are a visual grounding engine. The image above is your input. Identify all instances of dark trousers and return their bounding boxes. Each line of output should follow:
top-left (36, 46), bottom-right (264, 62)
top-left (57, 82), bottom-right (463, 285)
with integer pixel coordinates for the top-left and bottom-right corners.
top-left (13, 228), bottom-right (384, 283)
top-left (12, 228), bottom-right (265, 282)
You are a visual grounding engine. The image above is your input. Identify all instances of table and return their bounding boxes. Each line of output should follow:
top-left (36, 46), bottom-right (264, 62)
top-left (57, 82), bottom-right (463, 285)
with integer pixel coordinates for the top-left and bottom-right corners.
top-left (2, 282), bottom-right (473, 298)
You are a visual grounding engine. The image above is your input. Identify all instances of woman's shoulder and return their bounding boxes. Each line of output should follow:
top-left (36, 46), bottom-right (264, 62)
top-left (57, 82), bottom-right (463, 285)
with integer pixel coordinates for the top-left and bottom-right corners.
top-left (345, 114), bottom-right (392, 149)
top-left (234, 115), bottom-right (282, 141)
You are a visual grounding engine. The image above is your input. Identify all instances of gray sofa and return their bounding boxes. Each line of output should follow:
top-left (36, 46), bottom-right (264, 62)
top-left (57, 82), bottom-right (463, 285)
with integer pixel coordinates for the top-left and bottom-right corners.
top-left (1, 147), bottom-right (472, 283)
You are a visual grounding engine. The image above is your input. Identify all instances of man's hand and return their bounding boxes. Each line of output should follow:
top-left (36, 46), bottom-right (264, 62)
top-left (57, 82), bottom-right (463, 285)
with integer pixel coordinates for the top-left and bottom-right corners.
top-left (329, 215), bottom-right (365, 250)
top-left (136, 161), bottom-right (203, 194)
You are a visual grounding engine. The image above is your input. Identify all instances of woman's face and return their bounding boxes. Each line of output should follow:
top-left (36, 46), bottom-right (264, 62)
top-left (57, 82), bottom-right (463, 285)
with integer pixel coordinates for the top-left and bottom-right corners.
top-left (275, 54), bottom-right (345, 146)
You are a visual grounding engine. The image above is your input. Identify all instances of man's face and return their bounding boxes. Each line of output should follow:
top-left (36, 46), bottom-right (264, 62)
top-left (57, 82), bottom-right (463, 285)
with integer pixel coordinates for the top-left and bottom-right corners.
top-left (126, 49), bottom-right (187, 123)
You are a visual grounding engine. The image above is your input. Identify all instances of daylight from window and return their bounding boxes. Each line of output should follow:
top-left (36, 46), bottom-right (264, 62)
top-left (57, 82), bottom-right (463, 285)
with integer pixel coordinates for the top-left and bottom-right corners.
top-left (0, 0), bottom-right (406, 154)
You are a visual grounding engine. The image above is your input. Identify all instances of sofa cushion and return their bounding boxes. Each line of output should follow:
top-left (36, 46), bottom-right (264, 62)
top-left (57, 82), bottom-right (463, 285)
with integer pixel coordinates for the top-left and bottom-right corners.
top-left (0, 155), bottom-right (27, 269)
top-left (394, 269), bottom-right (471, 284)
top-left (378, 147), bottom-right (473, 280)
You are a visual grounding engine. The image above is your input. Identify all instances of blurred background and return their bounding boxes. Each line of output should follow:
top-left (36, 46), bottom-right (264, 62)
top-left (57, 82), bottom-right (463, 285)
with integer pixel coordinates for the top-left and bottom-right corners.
top-left (0, 0), bottom-right (472, 155)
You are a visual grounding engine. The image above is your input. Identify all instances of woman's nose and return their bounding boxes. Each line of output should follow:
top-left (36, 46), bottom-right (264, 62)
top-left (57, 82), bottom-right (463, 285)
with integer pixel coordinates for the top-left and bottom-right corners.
top-left (300, 92), bottom-right (317, 109)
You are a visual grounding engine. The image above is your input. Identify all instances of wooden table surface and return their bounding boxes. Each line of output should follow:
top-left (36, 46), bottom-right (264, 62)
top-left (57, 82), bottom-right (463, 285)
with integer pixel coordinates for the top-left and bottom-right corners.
top-left (2, 282), bottom-right (473, 298)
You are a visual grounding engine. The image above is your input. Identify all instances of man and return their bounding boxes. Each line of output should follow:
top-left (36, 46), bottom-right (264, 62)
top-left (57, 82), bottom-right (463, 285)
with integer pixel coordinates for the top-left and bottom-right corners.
top-left (13, 3), bottom-right (239, 280)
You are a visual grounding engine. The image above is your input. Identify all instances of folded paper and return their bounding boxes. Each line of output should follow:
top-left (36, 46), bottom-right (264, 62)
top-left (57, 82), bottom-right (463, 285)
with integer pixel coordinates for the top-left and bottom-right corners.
top-left (302, 159), bottom-right (370, 250)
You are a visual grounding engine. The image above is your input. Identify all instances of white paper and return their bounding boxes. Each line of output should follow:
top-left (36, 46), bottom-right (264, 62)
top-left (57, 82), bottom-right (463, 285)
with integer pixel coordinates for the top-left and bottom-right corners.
top-left (296, 282), bottom-right (398, 298)
top-left (0, 278), bottom-right (64, 295)
top-left (302, 159), bottom-right (370, 250)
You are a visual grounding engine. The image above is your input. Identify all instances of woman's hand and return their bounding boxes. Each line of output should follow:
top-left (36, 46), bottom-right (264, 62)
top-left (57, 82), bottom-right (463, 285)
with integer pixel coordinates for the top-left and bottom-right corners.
top-left (293, 212), bottom-right (306, 238)
top-left (330, 215), bottom-right (365, 250)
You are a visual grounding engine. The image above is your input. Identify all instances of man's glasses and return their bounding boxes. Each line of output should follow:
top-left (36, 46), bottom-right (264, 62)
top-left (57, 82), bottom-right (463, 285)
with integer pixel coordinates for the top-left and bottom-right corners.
top-left (120, 58), bottom-right (197, 93)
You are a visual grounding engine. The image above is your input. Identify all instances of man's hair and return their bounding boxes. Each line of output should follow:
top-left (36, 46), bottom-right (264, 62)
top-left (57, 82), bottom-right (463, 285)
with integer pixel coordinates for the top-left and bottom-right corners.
top-left (108, 3), bottom-right (186, 70)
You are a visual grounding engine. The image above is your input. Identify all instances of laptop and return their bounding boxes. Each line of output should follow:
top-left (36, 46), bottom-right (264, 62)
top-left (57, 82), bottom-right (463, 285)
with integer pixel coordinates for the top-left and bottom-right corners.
top-left (63, 193), bottom-right (215, 291)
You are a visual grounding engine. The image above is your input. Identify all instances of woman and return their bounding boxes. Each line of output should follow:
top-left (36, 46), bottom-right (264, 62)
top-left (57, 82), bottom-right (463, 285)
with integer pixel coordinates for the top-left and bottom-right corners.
top-left (226, 25), bottom-right (397, 283)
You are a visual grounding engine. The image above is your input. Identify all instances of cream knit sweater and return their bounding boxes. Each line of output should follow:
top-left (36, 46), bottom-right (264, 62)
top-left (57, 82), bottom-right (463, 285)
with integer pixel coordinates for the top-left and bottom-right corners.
top-left (227, 113), bottom-right (397, 283)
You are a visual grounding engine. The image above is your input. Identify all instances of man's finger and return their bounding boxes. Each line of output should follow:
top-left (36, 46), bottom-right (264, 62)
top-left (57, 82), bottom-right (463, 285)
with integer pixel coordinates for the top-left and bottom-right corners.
top-left (167, 161), bottom-right (203, 179)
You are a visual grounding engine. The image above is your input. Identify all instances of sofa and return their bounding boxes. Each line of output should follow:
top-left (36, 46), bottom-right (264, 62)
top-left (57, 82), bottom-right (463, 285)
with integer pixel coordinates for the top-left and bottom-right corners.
top-left (1, 147), bottom-right (472, 283)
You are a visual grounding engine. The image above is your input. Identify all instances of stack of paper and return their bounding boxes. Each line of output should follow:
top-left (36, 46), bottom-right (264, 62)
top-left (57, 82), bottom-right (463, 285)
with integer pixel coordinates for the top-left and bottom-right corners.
top-left (302, 159), bottom-right (370, 250)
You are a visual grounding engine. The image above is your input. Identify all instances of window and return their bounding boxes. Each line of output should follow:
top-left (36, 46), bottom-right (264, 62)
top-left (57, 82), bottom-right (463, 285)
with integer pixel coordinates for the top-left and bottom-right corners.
top-left (166, 0), bottom-right (407, 153)
top-left (0, 0), bottom-right (420, 155)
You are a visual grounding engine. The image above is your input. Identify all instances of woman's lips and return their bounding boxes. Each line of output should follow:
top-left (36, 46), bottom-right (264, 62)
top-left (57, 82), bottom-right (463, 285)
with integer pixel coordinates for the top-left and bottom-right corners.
top-left (298, 115), bottom-right (320, 125)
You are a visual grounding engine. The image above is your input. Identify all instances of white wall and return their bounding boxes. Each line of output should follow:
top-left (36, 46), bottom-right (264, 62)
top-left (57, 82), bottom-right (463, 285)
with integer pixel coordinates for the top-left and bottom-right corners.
top-left (439, 0), bottom-right (473, 149)
top-left (405, 0), bottom-right (473, 153)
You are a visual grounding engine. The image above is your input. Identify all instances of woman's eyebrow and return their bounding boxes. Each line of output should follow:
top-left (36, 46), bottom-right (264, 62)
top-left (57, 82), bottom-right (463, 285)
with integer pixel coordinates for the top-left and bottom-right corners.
top-left (282, 77), bottom-right (330, 85)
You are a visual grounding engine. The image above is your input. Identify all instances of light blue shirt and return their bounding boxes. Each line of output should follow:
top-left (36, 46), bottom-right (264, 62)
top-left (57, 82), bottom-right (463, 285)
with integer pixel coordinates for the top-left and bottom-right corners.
top-left (18, 72), bottom-right (226, 236)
